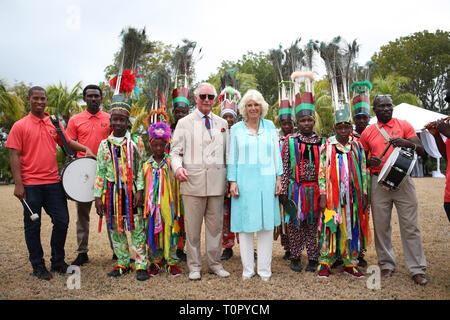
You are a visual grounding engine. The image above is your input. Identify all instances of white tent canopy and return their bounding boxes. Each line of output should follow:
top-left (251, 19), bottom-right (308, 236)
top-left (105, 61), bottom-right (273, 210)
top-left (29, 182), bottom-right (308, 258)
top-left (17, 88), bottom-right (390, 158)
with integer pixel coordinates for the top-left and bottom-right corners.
top-left (369, 103), bottom-right (447, 177)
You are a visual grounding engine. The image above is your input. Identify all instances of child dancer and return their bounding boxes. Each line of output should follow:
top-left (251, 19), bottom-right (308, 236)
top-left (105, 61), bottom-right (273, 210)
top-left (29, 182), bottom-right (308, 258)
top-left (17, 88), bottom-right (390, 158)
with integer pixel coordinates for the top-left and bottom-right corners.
top-left (144, 122), bottom-right (182, 276)
top-left (94, 97), bottom-right (149, 281)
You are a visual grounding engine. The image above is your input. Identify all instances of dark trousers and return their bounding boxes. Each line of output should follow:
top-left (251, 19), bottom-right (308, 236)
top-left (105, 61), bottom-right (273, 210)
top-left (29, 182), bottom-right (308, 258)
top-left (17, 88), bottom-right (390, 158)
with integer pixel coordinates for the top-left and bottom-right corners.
top-left (23, 182), bottom-right (69, 268)
top-left (444, 203), bottom-right (450, 222)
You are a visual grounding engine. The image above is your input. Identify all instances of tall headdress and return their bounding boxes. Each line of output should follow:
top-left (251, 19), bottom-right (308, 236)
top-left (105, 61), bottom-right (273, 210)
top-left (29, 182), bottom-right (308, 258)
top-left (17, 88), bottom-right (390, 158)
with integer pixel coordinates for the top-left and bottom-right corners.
top-left (171, 39), bottom-right (202, 111)
top-left (146, 67), bottom-right (171, 125)
top-left (109, 27), bottom-right (152, 115)
top-left (269, 38), bottom-right (304, 123)
top-left (219, 86), bottom-right (240, 118)
top-left (350, 81), bottom-right (372, 118)
top-left (316, 37), bottom-right (358, 124)
top-left (219, 68), bottom-right (240, 118)
top-left (291, 71), bottom-right (315, 119)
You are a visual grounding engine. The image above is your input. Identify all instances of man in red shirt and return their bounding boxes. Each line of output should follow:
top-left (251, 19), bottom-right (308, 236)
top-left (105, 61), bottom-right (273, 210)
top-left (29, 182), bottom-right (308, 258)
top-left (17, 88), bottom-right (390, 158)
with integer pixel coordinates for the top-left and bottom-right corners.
top-left (427, 90), bottom-right (450, 222)
top-left (360, 94), bottom-right (428, 285)
top-left (7, 86), bottom-right (94, 280)
top-left (66, 85), bottom-right (112, 266)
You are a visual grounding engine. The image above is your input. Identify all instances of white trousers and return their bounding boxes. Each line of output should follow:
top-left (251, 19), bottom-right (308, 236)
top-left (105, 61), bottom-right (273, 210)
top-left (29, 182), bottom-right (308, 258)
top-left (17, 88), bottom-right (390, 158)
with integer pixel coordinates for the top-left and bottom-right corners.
top-left (239, 229), bottom-right (273, 279)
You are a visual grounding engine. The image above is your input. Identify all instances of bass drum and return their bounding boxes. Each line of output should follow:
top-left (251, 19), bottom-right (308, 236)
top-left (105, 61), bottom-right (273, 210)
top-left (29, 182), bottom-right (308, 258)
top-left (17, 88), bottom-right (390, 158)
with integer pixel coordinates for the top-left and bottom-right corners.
top-left (60, 157), bottom-right (97, 202)
top-left (377, 147), bottom-right (417, 191)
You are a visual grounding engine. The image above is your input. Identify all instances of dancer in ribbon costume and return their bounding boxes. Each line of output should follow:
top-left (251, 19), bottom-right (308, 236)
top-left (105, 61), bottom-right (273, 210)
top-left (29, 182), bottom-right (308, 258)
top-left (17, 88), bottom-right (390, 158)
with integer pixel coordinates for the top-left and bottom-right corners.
top-left (276, 81), bottom-right (295, 262)
top-left (143, 122), bottom-right (182, 276)
top-left (316, 106), bottom-right (370, 278)
top-left (219, 86), bottom-right (240, 261)
top-left (94, 95), bottom-right (149, 281)
top-left (280, 72), bottom-right (325, 273)
top-left (351, 81), bottom-right (372, 268)
top-left (351, 81), bottom-right (372, 139)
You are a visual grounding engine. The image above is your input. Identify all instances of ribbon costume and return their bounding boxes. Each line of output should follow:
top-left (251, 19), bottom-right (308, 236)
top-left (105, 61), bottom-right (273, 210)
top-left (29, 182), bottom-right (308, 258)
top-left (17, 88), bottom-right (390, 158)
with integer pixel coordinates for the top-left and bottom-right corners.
top-left (219, 85), bottom-right (240, 258)
top-left (94, 97), bottom-right (147, 275)
top-left (316, 39), bottom-right (371, 277)
top-left (280, 71), bottom-right (325, 272)
top-left (143, 122), bottom-right (182, 276)
top-left (95, 28), bottom-right (149, 279)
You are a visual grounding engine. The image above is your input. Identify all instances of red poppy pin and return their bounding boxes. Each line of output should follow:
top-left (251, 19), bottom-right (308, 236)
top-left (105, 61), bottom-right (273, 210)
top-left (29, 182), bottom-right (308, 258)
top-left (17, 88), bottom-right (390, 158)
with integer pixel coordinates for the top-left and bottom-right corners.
top-left (221, 128), bottom-right (226, 133)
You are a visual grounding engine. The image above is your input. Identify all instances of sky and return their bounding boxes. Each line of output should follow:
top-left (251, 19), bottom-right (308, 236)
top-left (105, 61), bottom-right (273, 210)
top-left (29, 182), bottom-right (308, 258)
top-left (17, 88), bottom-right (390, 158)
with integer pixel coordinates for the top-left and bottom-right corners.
top-left (1, 0), bottom-right (449, 90)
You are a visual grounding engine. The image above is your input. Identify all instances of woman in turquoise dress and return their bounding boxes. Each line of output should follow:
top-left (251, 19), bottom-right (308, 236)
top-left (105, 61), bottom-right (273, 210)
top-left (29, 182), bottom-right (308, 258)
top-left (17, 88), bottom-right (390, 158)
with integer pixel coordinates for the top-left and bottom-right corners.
top-left (227, 89), bottom-right (283, 281)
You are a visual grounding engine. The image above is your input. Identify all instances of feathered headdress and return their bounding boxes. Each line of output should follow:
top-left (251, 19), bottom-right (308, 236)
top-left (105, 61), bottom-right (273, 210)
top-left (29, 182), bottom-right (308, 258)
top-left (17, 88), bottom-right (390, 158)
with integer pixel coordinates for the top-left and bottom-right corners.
top-left (109, 27), bottom-right (152, 102)
top-left (269, 38), bottom-right (304, 122)
top-left (171, 39), bottom-right (203, 110)
top-left (148, 122), bottom-right (172, 142)
top-left (315, 37), bottom-right (358, 123)
top-left (146, 67), bottom-right (171, 126)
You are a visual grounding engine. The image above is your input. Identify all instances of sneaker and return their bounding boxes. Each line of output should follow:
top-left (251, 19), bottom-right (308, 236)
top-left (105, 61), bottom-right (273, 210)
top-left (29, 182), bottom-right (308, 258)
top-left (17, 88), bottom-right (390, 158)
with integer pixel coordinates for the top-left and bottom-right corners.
top-left (189, 271), bottom-right (201, 281)
top-left (282, 251), bottom-right (291, 260)
top-left (290, 259), bottom-right (302, 272)
top-left (136, 269), bottom-right (150, 281)
top-left (166, 264), bottom-right (182, 277)
top-left (342, 266), bottom-right (364, 278)
top-left (107, 265), bottom-right (131, 277)
top-left (317, 264), bottom-right (331, 278)
top-left (209, 268), bottom-right (230, 278)
top-left (51, 262), bottom-right (71, 274)
top-left (71, 253), bottom-right (89, 266)
top-left (358, 257), bottom-right (368, 268)
top-left (148, 262), bottom-right (162, 277)
top-left (221, 248), bottom-right (233, 260)
top-left (32, 265), bottom-right (52, 280)
top-left (305, 260), bottom-right (319, 272)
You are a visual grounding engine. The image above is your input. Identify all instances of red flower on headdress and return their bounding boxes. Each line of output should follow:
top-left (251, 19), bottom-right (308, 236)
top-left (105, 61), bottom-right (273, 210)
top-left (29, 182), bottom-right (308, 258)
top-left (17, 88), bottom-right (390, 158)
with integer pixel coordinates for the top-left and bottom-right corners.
top-left (109, 69), bottom-right (137, 94)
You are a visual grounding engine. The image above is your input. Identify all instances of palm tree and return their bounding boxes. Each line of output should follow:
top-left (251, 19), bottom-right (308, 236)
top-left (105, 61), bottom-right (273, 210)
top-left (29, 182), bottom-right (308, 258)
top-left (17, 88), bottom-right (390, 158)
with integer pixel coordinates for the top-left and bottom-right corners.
top-left (0, 81), bottom-right (26, 132)
top-left (371, 73), bottom-right (422, 107)
top-left (45, 81), bottom-right (84, 126)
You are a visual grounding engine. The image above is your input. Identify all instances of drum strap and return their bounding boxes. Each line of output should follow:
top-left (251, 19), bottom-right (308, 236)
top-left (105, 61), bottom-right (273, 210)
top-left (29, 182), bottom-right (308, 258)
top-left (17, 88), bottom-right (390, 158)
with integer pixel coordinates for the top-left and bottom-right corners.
top-left (375, 123), bottom-right (391, 144)
top-left (50, 115), bottom-right (74, 157)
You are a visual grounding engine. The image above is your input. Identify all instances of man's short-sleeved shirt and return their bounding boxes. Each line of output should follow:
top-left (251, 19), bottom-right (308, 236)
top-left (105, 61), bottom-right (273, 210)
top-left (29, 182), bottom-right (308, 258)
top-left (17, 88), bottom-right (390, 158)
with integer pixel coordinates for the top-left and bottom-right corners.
top-left (66, 109), bottom-right (110, 157)
top-left (6, 112), bottom-right (72, 185)
top-left (445, 139), bottom-right (450, 202)
top-left (359, 118), bottom-right (417, 174)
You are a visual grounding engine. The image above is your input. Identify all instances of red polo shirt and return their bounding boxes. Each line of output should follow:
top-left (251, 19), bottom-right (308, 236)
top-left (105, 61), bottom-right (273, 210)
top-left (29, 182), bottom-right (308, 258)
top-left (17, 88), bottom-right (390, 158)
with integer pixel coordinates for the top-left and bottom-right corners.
top-left (6, 112), bottom-right (72, 185)
top-left (359, 118), bottom-right (417, 174)
top-left (445, 140), bottom-right (450, 202)
top-left (66, 109), bottom-right (110, 157)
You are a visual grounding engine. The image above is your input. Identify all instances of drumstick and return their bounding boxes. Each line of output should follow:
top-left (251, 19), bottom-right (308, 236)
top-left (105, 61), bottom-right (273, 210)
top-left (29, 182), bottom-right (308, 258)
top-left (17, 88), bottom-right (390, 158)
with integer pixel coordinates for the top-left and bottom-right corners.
top-left (22, 199), bottom-right (39, 222)
top-left (379, 141), bottom-right (393, 161)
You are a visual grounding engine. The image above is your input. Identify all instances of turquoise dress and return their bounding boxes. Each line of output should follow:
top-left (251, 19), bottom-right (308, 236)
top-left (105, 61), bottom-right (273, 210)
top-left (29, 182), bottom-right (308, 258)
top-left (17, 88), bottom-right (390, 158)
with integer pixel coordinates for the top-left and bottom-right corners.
top-left (227, 119), bottom-right (283, 233)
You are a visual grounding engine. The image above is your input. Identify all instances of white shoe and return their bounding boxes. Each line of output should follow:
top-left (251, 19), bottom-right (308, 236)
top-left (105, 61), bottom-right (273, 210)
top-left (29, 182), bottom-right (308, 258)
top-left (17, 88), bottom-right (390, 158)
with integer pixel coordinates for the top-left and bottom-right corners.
top-left (189, 271), bottom-right (201, 281)
top-left (242, 273), bottom-right (255, 280)
top-left (260, 276), bottom-right (271, 282)
top-left (209, 268), bottom-right (230, 278)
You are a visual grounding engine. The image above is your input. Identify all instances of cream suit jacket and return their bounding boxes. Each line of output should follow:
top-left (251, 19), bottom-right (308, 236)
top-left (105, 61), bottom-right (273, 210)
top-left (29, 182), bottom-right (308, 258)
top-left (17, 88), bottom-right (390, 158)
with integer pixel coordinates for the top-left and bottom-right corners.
top-left (170, 111), bottom-right (228, 197)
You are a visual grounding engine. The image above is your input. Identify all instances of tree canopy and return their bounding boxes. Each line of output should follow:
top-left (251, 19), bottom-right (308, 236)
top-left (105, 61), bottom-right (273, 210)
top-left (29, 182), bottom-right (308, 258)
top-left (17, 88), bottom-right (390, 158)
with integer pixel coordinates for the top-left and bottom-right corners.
top-left (371, 30), bottom-right (450, 114)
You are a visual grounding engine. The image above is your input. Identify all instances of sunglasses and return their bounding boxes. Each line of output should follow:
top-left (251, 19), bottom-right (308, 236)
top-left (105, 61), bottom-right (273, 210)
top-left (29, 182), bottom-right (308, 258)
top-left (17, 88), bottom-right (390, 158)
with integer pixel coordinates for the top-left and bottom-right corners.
top-left (199, 94), bottom-right (215, 101)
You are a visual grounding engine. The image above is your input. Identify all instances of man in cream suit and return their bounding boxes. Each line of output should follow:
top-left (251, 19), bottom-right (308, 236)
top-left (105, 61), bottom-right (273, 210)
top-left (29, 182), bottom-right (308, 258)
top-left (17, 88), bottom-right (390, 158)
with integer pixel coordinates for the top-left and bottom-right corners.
top-left (170, 82), bottom-right (230, 280)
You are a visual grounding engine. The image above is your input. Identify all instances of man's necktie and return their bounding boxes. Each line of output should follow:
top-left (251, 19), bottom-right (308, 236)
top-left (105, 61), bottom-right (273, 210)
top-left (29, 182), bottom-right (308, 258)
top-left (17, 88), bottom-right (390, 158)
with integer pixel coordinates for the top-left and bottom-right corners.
top-left (204, 115), bottom-right (211, 134)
